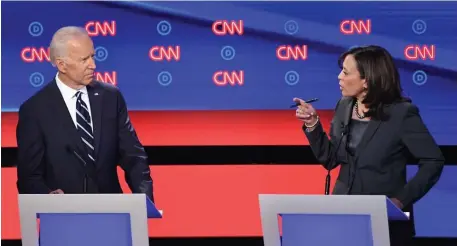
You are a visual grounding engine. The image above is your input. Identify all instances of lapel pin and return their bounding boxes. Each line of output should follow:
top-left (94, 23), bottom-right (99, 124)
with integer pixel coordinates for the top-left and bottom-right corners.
top-left (94, 93), bottom-right (99, 96)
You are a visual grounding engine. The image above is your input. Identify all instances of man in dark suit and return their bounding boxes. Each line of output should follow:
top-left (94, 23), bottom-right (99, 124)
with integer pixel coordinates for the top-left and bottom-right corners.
top-left (16, 26), bottom-right (154, 202)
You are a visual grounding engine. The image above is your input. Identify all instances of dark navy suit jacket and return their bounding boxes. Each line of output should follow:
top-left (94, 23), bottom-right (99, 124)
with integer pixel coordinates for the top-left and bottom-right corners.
top-left (304, 96), bottom-right (444, 208)
top-left (304, 97), bottom-right (445, 239)
top-left (16, 79), bottom-right (154, 202)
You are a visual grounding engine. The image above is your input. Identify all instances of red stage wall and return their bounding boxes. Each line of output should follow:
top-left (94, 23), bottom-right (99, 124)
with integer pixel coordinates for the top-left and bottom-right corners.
top-left (1, 110), bottom-right (334, 147)
top-left (1, 165), bottom-right (339, 239)
top-left (1, 110), bottom-right (337, 239)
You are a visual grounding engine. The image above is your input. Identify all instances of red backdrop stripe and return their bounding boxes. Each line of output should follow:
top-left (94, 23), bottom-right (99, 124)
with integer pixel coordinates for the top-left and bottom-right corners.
top-left (1, 110), bottom-right (334, 147)
top-left (1, 165), bottom-right (339, 239)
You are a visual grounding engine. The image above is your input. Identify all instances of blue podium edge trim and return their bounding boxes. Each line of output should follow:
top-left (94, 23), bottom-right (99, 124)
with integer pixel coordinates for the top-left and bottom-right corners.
top-left (36, 195), bottom-right (162, 219)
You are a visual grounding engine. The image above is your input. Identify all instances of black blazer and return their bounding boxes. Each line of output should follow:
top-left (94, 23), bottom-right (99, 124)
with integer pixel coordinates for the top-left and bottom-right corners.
top-left (16, 79), bottom-right (154, 202)
top-left (304, 97), bottom-right (444, 208)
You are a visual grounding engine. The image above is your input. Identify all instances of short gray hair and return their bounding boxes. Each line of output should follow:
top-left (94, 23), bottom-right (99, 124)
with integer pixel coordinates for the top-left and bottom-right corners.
top-left (49, 26), bottom-right (89, 65)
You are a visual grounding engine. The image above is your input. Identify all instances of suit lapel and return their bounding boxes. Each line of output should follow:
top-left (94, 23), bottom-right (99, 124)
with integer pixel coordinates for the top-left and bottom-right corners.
top-left (336, 98), bottom-right (354, 163)
top-left (48, 81), bottom-right (86, 159)
top-left (342, 98), bottom-right (354, 133)
top-left (87, 82), bottom-right (103, 161)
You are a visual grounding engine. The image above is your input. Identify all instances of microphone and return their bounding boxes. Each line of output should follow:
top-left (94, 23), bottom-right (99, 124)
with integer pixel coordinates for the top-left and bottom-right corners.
top-left (66, 146), bottom-right (88, 193)
top-left (324, 124), bottom-right (349, 195)
top-left (290, 98), bottom-right (319, 108)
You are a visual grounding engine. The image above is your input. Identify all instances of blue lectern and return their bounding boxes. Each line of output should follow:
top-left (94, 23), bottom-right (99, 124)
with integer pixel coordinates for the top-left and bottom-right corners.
top-left (18, 194), bottom-right (162, 246)
top-left (259, 194), bottom-right (409, 246)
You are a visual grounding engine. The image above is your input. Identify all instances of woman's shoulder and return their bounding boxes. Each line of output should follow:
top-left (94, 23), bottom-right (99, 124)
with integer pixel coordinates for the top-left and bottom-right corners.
top-left (389, 99), bottom-right (420, 118)
top-left (335, 96), bottom-right (354, 109)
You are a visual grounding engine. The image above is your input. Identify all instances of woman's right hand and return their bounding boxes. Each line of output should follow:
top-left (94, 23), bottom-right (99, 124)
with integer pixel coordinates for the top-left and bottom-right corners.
top-left (293, 97), bottom-right (319, 127)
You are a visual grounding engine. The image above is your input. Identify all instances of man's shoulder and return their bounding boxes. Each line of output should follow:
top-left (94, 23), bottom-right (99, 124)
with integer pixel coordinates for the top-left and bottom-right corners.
top-left (90, 80), bottom-right (119, 95)
top-left (19, 80), bottom-right (55, 113)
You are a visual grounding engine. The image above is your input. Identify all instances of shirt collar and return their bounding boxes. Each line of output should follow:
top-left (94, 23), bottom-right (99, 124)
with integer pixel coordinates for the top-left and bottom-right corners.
top-left (55, 73), bottom-right (88, 100)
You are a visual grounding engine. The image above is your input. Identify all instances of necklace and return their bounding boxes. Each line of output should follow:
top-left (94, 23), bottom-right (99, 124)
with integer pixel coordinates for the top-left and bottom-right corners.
top-left (355, 101), bottom-right (365, 119)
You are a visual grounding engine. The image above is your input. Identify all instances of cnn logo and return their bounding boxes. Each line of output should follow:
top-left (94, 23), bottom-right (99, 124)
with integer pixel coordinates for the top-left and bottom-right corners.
top-left (21, 47), bottom-right (50, 63)
top-left (85, 21), bottom-right (116, 37)
top-left (213, 71), bottom-right (244, 86)
top-left (212, 20), bottom-right (244, 36)
top-left (404, 45), bottom-right (435, 61)
top-left (149, 46), bottom-right (181, 62)
top-left (276, 45), bottom-right (308, 61)
top-left (340, 20), bottom-right (371, 35)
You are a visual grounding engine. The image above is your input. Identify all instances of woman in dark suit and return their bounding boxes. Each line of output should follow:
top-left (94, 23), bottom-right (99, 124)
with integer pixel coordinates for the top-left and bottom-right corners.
top-left (294, 45), bottom-right (444, 246)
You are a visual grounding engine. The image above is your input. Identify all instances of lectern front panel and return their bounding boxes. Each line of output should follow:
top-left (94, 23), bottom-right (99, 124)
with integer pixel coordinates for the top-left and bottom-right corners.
top-left (39, 213), bottom-right (132, 246)
top-left (281, 213), bottom-right (373, 246)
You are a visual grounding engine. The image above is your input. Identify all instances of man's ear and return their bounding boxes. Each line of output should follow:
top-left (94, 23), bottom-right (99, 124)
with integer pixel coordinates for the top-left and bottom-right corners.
top-left (55, 58), bottom-right (67, 74)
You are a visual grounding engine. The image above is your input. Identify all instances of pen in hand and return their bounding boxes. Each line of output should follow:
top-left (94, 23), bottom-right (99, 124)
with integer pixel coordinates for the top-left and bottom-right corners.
top-left (290, 98), bottom-right (319, 108)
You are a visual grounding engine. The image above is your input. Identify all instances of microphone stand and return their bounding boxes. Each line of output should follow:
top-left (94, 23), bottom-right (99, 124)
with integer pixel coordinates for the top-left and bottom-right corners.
top-left (72, 150), bottom-right (88, 193)
top-left (325, 127), bottom-right (348, 195)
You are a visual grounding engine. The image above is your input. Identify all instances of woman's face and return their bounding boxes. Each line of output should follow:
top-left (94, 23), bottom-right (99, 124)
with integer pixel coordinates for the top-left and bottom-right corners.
top-left (338, 54), bottom-right (367, 99)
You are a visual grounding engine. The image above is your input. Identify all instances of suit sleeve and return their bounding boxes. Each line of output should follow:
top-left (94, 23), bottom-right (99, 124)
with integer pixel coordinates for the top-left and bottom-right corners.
top-left (16, 104), bottom-right (51, 194)
top-left (303, 99), bottom-right (342, 170)
top-left (116, 90), bottom-right (155, 202)
top-left (395, 104), bottom-right (444, 207)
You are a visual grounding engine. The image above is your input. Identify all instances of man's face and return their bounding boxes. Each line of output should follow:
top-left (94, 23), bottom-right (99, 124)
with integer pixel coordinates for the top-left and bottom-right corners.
top-left (57, 36), bottom-right (96, 87)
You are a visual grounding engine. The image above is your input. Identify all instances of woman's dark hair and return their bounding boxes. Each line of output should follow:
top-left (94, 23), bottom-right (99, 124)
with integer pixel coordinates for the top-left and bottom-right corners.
top-left (338, 45), bottom-right (411, 120)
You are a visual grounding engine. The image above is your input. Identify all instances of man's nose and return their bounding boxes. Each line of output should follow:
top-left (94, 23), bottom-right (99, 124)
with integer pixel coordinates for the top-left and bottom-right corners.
top-left (88, 57), bottom-right (96, 69)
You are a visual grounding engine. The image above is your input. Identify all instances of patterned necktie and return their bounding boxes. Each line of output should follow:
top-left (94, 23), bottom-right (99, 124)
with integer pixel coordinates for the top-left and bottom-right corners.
top-left (75, 91), bottom-right (95, 163)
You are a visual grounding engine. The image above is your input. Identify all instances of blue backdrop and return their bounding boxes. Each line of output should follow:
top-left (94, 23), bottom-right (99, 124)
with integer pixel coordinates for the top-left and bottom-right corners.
top-left (407, 166), bottom-right (457, 238)
top-left (2, 1), bottom-right (457, 238)
top-left (2, 1), bottom-right (456, 145)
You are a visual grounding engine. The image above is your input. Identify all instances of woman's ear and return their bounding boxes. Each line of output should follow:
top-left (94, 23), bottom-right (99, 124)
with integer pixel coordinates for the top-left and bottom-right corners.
top-left (362, 79), bottom-right (368, 90)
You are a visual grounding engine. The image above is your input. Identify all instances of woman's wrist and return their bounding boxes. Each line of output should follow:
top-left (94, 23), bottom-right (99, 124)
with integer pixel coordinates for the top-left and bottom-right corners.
top-left (305, 116), bottom-right (319, 128)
